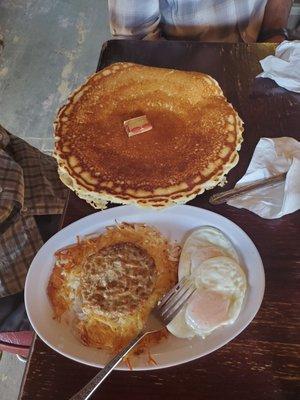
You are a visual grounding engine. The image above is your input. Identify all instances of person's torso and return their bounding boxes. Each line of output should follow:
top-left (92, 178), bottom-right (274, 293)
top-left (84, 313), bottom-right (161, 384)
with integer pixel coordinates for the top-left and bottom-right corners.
top-left (159, 0), bottom-right (268, 42)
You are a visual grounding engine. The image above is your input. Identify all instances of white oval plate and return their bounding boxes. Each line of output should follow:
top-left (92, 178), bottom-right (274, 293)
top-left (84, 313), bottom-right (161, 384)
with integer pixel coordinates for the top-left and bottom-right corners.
top-left (25, 205), bottom-right (265, 370)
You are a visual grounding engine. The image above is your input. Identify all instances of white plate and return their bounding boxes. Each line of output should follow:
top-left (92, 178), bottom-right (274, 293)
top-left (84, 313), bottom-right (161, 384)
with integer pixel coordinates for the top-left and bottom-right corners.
top-left (25, 205), bottom-right (264, 370)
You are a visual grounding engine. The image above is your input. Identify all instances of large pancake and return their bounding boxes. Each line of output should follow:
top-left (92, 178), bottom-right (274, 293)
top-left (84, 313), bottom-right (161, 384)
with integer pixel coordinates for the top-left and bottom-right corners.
top-left (54, 62), bottom-right (243, 208)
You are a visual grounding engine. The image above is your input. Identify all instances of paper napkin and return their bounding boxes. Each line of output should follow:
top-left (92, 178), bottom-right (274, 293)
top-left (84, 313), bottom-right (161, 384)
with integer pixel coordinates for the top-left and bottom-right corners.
top-left (228, 137), bottom-right (300, 219)
top-left (257, 41), bottom-right (300, 93)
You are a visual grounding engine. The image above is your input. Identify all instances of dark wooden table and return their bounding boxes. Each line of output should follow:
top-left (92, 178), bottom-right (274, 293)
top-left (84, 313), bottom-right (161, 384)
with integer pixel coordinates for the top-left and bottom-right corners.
top-left (19, 41), bottom-right (300, 400)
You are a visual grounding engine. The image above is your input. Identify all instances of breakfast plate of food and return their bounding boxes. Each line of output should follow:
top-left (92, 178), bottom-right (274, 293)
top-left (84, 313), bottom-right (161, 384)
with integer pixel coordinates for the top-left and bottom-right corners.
top-left (25, 205), bottom-right (264, 370)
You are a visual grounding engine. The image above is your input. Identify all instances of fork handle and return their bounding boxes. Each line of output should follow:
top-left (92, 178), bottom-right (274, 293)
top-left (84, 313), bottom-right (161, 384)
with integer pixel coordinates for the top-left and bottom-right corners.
top-left (209, 172), bottom-right (287, 205)
top-left (70, 331), bottom-right (146, 400)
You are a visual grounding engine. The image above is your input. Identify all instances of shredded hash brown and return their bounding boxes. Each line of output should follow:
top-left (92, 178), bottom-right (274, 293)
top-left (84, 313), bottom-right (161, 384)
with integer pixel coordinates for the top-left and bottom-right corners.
top-left (47, 223), bottom-right (178, 359)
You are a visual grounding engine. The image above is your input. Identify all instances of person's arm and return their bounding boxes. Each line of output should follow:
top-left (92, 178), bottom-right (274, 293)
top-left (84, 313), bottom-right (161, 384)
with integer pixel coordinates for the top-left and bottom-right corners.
top-left (259, 0), bottom-right (293, 43)
top-left (108, 0), bottom-right (160, 40)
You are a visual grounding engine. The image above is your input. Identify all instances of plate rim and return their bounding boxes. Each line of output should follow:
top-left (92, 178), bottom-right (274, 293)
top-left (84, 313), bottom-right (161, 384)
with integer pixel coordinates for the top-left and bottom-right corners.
top-left (25, 204), bottom-right (265, 371)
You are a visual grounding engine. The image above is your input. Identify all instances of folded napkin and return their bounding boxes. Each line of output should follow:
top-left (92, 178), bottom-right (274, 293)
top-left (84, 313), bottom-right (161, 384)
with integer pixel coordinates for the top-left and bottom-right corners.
top-left (228, 137), bottom-right (300, 219)
top-left (257, 41), bottom-right (300, 93)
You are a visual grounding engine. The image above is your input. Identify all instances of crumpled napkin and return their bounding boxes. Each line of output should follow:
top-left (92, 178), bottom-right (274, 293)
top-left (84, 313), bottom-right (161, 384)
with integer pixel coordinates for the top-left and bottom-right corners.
top-left (228, 137), bottom-right (300, 219)
top-left (257, 40), bottom-right (300, 93)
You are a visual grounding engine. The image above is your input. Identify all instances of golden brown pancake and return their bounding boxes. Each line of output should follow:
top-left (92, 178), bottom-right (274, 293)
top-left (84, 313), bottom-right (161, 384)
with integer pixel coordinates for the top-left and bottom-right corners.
top-left (54, 63), bottom-right (243, 208)
top-left (47, 223), bottom-right (178, 354)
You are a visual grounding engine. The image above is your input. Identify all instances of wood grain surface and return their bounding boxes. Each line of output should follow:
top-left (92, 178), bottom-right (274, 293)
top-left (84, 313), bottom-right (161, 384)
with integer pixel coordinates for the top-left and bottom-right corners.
top-left (19, 41), bottom-right (300, 400)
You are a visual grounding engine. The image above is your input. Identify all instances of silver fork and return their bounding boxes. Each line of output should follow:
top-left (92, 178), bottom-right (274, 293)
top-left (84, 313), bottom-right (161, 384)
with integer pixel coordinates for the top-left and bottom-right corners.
top-left (70, 276), bottom-right (196, 400)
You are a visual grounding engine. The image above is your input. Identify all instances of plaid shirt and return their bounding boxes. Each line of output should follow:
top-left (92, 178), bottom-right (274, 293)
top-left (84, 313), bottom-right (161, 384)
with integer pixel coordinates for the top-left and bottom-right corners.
top-left (0, 125), bottom-right (67, 298)
top-left (108, 0), bottom-right (268, 42)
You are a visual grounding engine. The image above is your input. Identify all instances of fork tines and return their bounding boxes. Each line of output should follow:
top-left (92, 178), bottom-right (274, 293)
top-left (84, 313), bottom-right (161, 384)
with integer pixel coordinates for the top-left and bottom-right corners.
top-left (156, 277), bottom-right (196, 325)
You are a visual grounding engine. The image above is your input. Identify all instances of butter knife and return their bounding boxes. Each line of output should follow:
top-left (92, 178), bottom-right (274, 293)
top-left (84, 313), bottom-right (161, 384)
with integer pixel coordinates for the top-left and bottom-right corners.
top-left (209, 172), bottom-right (287, 205)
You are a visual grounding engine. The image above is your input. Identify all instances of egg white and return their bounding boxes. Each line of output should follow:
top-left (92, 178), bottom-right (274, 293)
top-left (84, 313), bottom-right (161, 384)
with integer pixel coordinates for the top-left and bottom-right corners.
top-left (178, 226), bottom-right (239, 280)
top-left (168, 227), bottom-right (247, 339)
top-left (166, 305), bottom-right (195, 339)
top-left (187, 256), bottom-right (246, 337)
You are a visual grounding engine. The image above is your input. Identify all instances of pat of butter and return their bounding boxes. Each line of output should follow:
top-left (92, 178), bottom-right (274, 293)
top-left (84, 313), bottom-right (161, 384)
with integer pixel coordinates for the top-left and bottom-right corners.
top-left (123, 115), bottom-right (152, 137)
